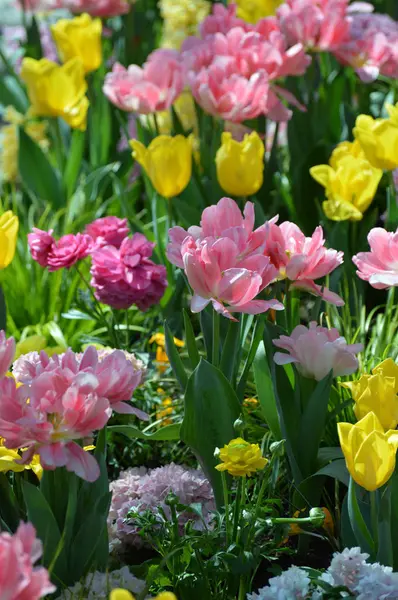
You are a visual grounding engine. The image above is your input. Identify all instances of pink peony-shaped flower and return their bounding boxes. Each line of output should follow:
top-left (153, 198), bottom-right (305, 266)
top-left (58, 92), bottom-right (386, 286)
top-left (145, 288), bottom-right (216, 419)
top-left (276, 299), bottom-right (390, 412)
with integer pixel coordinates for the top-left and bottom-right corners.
top-left (85, 216), bottom-right (130, 249)
top-left (0, 522), bottom-right (55, 600)
top-left (273, 321), bottom-right (363, 381)
top-left (46, 233), bottom-right (92, 271)
top-left (0, 330), bottom-right (16, 379)
top-left (103, 49), bottom-right (184, 114)
top-left (60, 0), bottom-right (129, 17)
top-left (28, 228), bottom-right (55, 267)
top-left (91, 234), bottom-right (167, 311)
top-left (353, 227), bottom-right (398, 289)
top-left (263, 221), bottom-right (344, 305)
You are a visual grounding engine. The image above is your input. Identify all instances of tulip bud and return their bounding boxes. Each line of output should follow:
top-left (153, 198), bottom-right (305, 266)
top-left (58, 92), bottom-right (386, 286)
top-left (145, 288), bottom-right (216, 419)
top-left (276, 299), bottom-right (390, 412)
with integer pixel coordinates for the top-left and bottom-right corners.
top-left (51, 13), bottom-right (102, 74)
top-left (216, 132), bottom-right (264, 197)
top-left (309, 507), bottom-right (325, 527)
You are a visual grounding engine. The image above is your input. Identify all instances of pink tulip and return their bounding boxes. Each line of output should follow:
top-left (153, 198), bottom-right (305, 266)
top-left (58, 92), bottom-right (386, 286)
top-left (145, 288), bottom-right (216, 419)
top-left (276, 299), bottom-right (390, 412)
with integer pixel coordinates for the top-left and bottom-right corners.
top-left (353, 227), bottom-right (398, 289)
top-left (60, 0), bottom-right (129, 16)
top-left (0, 522), bottom-right (55, 600)
top-left (0, 330), bottom-right (15, 379)
top-left (90, 234), bottom-right (167, 311)
top-left (28, 228), bottom-right (55, 268)
top-left (103, 49), bottom-right (184, 114)
top-left (263, 221), bottom-right (344, 305)
top-left (199, 3), bottom-right (248, 37)
top-left (273, 321), bottom-right (363, 381)
top-left (84, 216), bottom-right (130, 249)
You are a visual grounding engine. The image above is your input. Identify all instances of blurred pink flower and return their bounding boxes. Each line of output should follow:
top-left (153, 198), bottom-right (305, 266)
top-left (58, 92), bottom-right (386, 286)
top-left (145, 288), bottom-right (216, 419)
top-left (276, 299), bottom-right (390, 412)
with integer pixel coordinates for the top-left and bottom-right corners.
top-left (27, 228), bottom-right (55, 267)
top-left (46, 233), bottom-right (93, 271)
top-left (0, 331), bottom-right (16, 379)
top-left (103, 49), bottom-right (184, 114)
top-left (90, 234), bottom-right (167, 310)
top-left (264, 221), bottom-right (344, 305)
top-left (0, 522), bottom-right (55, 600)
top-left (199, 3), bottom-right (248, 37)
top-left (85, 216), bottom-right (130, 249)
top-left (273, 321), bottom-right (363, 381)
top-left (60, 0), bottom-right (129, 17)
top-left (353, 227), bottom-right (398, 289)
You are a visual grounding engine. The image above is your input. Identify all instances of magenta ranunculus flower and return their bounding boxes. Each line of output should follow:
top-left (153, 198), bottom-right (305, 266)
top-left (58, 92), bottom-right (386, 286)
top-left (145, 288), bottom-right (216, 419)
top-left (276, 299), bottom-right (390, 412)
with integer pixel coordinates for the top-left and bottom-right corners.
top-left (90, 234), bottom-right (167, 311)
top-left (46, 233), bottom-right (93, 271)
top-left (353, 227), bottom-right (398, 289)
top-left (84, 216), bottom-right (130, 249)
top-left (27, 228), bottom-right (55, 267)
top-left (0, 522), bottom-right (56, 600)
top-left (103, 49), bottom-right (184, 114)
top-left (273, 322), bottom-right (363, 381)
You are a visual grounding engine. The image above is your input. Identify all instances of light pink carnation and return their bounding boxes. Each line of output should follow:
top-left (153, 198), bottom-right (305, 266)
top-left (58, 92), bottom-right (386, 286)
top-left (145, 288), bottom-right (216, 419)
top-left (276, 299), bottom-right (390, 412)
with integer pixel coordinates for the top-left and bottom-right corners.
top-left (84, 216), bottom-right (129, 249)
top-left (353, 227), bottom-right (398, 289)
top-left (90, 234), bottom-right (167, 311)
top-left (273, 321), bottom-right (363, 381)
top-left (103, 49), bottom-right (183, 114)
top-left (27, 228), bottom-right (55, 268)
top-left (0, 522), bottom-right (55, 600)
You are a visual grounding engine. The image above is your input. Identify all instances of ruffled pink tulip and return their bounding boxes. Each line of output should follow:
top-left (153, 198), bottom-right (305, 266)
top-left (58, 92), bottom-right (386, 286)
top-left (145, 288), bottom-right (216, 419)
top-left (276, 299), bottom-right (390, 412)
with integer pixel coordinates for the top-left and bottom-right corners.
top-left (46, 233), bottom-right (92, 271)
top-left (0, 522), bottom-right (55, 600)
top-left (91, 234), bottom-right (167, 311)
top-left (103, 49), bottom-right (183, 114)
top-left (353, 227), bottom-right (398, 289)
top-left (273, 321), bottom-right (363, 381)
top-left (60, 0), bottom-right (129, 17)
top-left (84, 216), bottom-right (129, 249)
top-left (0, 330), bottom-right (15, 379)
top-left (264, 221), bottom-right (344, 305)
top-left (199, 3), bottom-right (248, 37)
top-left (28, 228), bottom-right (55, 268)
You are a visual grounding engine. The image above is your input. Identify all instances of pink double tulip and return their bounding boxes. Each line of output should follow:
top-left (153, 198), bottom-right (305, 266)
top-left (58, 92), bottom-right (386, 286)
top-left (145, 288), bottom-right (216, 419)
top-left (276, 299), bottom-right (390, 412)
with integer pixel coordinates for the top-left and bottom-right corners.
top-left (0, 522), bottom-right (55, 600)
top-left (103, 49), bottom-right (184, 114)
top-left (273, 322), bottom-right (363, 381)
top-left (353, 227), bottom-right (398, 289)
top-left (199, 4), bottom-right (248, 37)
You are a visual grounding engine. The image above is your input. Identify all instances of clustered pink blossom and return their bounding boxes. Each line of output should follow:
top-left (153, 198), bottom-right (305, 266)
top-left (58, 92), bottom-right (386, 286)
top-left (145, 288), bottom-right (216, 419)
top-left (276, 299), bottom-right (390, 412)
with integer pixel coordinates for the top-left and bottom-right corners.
top-left (84, 216), bottom-right (129, 249)
top-left (0, 522), bottom-right (55, 600)
top-left (90, 234), bottom-right (167, 311)
top-left (167, 197), bottom-right (344, 319)
top-left (28, 229), bottom-right (92, 271)
top-left (0, 338), bottom-right (144, 482)
top-left (273, 321), bottom-right (362, 381)
top-left (103, 49), bottom-right (184, 114)
top-left (108, 463), bottom-right (215, 550)
top-left (353, 227), bottom-right (398, 289)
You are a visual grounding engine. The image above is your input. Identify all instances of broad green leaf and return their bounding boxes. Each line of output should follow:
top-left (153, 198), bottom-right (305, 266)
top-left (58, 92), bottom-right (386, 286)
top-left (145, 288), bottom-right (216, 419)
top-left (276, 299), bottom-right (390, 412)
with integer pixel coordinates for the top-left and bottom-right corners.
top-left (390, 473), bottom-right (398, 570)
top-left (0, 473), bottom-right (19, 531)
top-left (220, 318), bottom-right (241, 383)
top-left (164, 321), bottom-right (188, 391)
top-left (348, 478), bottom-right (374, 556)
top-left (64, 129), bottom-right (85, 198)
top-left (0, 285), bottom-right (7, 333)
top-left (180, 359), bottom-right (241, 507)
top-left (183, 309), bottom-right (200, 370)
top-left (108, 423), bottom-right (181, 441)
top-left (377, 486), bottom-right (393, 567)
top-left (253, 341), bottom-right (282, 440)
top-left (237, 316), bottom-right (264, 399)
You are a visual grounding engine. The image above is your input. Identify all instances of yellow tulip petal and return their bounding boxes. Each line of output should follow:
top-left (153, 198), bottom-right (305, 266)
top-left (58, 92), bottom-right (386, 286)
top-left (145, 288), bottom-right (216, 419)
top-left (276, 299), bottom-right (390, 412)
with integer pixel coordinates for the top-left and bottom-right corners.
top-left (354, 431), bottom-right (396, 491)
top-left (109, 590), bottom-right (135, 600)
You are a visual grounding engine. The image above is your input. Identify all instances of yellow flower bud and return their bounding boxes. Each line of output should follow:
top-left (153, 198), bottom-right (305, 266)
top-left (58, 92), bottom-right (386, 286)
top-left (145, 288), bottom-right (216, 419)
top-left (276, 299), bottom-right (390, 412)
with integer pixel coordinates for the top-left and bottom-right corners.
top-left (131, 135), bottom-right (193, 198)
top-left (51, 13), bottom-right (102, 74)
top-left (337, 412), bottom-right (398, 491)
top-left (216, 131), bottom-right (265, 197)
top-left (0, 211), bottom-right (19, 269)
top-left (20, 57), bottom-right (89, 131)
top-left (231, 0), bottom-right (283, 22)
top-left (215, 437), bottom-right (268, 477)
top-left (310, 141), bottom-right (382, 222)
top-left (353, 113), bottom-right (398, 171)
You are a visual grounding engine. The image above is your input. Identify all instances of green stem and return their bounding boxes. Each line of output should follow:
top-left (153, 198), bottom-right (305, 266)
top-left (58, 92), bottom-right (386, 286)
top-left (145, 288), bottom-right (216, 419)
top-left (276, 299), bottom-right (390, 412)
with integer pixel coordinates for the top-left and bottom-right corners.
top-left (221, 471), bottom-right (230, 547)
top-left (212, 309), bottom-right (220, 367)
top-left (233, 476), bottom-right (246, 545)
top-left (238, 577), bottom-right (247, 600)
top-left (247, 472), bottom-right (268, 545)
top-left (51, 118), bottom-right (65, 172)
top-left (370, 490), bottom-right (379, 555)
top-left (125, 309), bottom-right (129, 349)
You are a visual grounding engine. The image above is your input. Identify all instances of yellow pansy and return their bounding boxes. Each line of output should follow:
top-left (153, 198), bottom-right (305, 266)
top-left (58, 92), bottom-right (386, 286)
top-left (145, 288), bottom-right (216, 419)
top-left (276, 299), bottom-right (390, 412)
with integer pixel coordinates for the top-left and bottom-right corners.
top-left (337, 412), bottom-right (398, 492)
top-left (51, 13), bottom-right (102, 74)
top-left (215, 437), bottom-right (268, 477)
top-left (130, 135), bottom-right (193, 198)
top-left (216, 131), bottom-right (265, 197)
top-left (310, 142), bottom-right (382, 221)
top-left (20, 57), bottom-right (89, 131)
top-left (0, 211), bottom-right (19, 269)
top-left (231, 0), bottom-right (283, 22)
top-left (353, 112), bottom-right (398, 171)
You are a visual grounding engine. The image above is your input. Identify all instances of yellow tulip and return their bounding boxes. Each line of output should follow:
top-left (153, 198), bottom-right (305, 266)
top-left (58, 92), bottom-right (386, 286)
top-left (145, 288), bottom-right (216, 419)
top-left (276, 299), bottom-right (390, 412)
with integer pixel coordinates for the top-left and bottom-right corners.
top-left (131, 135), bottom-right (193, 198)
top-left (215, 437), bottom-right (268, 477)
top-left (353, 113), bottom-right (398, 171)
top-left (0, 438), bottom-right (43, 479)
top-left (51, 13), bottom-right (102, 74)
top-left (216, 131), bottom-right (264, 197)
top-left (0, 211), bottom-right (19, 269)
top-left (337, 412), bottom-right (398, 491)
top-left (20, 57), bottom-right (89, 131)
top-left (310, 147), bottom-right (382, 221)
top-left (231, 0), bottom-right (283, 22)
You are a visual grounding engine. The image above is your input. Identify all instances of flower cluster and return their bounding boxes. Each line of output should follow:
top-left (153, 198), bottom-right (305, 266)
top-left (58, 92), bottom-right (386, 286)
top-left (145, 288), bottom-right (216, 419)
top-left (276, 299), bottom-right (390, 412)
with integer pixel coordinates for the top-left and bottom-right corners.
top-left (108, 463), bottom-right (215, 550)
top-left (159, 0), bottom-right (211, 50)
top-left (0, 522), bottom-right (55, 600)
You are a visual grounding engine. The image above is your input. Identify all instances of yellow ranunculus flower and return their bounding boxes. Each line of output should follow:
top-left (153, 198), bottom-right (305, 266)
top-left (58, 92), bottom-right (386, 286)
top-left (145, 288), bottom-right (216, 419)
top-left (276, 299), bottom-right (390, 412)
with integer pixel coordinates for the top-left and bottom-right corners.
top-left (310, 145), bottom-right (382, 221)
top-left (0, 211), bottom-right (19, 269)
top-left (337, 412), bottom-right (398, 492)
top-left (131, 135), bottom-right (193, 198)
top-left (110, 590), bottom-right (177, 600)
top-left (342, 359), bottom-right (398, 430)
top-left (215, 437), bottom-right (268, 477)
top-left (353, 113), bottom-right (398, 171)
top-left (51, 13), bottom-right (102, 74)
top-left (216, 131), bottom-right (265, 197)
top-left (0, 438), bottom-right (43, 479)
top-left (20, 57), bottom-right (89, 131)
top-left (231, 0), bottom-right (283, 22)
